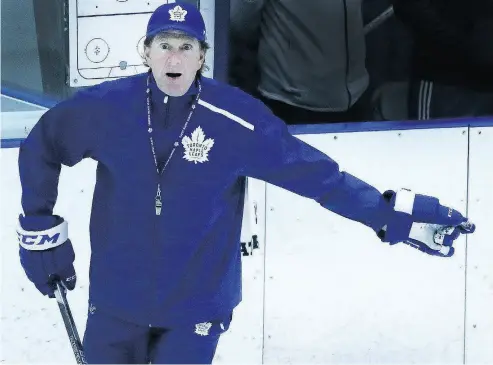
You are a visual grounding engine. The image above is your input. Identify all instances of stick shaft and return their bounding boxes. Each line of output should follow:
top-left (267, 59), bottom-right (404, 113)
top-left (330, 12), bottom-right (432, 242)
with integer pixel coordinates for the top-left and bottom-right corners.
top-left (54, 282), bottom-right (87, 364)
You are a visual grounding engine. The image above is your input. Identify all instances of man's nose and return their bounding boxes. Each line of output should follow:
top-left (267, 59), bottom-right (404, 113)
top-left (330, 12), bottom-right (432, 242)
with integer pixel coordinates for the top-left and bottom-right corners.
top-left (166, 52), bottom-right (182, 66)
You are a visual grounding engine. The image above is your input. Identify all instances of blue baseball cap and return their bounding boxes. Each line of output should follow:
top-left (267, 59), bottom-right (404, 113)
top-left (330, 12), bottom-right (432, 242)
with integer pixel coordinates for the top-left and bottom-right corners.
top-left (146, 2), bottom-right (206, 41)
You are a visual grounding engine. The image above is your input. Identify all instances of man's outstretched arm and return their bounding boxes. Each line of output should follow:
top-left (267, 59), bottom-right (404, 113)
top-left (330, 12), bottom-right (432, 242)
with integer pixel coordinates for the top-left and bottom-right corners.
top-left (243, 102), bottom-right (474, 256)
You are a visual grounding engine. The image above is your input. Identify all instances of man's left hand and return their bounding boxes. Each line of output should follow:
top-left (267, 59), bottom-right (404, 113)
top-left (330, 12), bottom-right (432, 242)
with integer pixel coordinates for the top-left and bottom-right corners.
top-left (403, 220), bottom-right (475, 257)
top-left (377, 188), bottom-right (476, 257)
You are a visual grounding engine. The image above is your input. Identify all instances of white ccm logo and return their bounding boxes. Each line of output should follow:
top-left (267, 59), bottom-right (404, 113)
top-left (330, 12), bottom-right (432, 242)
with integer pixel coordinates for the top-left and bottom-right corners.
top-left (17, 232), bottom-right (61, 246)
top-left (17, 221), bottom-right (68, 251)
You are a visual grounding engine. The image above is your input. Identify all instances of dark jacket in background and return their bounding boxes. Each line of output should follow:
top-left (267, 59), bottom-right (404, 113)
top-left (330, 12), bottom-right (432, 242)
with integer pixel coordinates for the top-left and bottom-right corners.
top-left (392, 0), bottom-right (493, 91)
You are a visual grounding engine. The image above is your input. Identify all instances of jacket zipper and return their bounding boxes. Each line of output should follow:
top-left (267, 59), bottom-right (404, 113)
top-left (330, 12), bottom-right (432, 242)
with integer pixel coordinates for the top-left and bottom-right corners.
top-left (150, 95), bottom-right (170, 326)
top-left (154, 96), bottom-right (169, 216)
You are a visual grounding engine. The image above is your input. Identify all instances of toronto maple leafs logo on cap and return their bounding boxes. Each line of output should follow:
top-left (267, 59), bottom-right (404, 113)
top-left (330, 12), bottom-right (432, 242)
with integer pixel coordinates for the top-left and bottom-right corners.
top-left (169, 5), bottom-right (187, 22)
top-left (146, 3), bottom-right (206, 41)
top-left (182, 126), bottom-right (214, 164)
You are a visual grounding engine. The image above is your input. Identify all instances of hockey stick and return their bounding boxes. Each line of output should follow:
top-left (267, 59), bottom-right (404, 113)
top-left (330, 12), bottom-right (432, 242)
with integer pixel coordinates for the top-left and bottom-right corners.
top-left (52, 279), bottom-right (87, 364)
top-left (364, 5), bottom-right (394, 35)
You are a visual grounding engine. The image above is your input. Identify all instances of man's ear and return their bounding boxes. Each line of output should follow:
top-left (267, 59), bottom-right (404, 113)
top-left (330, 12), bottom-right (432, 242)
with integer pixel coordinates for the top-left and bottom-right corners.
top-left (142, 47), bottom-right (151, 64)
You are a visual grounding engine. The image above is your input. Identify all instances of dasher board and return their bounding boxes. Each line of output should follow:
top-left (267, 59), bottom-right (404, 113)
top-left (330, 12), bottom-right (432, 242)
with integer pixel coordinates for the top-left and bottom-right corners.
top-left (68, 0), bottom-right (214, 87)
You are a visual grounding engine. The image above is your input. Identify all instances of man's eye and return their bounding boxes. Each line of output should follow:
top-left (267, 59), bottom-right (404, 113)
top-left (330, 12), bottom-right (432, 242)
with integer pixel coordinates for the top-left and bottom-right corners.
top-left (182, 44), bottom-right (192, 51)
top-left (160, 44), bottom-right (169, 50)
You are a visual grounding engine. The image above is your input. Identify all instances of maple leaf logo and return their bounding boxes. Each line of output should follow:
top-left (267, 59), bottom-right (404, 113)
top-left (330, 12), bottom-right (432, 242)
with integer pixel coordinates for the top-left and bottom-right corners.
top-left (181, 126), bottom-right (214, 164)
top-left (169, 5), bottom-right (187, 22)
top-left (194, 322), bottom-right (212, 336)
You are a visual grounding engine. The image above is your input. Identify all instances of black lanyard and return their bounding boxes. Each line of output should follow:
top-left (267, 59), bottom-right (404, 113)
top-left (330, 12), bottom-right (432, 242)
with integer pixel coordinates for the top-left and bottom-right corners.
top-left (146, 73), bottom-right (202, 215)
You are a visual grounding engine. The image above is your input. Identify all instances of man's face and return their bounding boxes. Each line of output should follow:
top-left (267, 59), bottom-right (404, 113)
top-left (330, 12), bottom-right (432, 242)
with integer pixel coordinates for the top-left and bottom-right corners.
top-left (145, 32), bottom-right (204, 97)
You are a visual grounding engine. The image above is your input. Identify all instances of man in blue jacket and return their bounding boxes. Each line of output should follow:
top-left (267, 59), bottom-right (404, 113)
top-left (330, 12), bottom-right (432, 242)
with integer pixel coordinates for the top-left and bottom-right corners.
top-left (16, 2), bottom-right (475, 364)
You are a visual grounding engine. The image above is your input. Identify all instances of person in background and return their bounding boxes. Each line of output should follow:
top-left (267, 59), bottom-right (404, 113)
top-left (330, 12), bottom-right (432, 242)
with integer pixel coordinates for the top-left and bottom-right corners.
top-left (392, 0), bottom-right (493, 120)
top-left (230, 0), bottom-right (371, 124)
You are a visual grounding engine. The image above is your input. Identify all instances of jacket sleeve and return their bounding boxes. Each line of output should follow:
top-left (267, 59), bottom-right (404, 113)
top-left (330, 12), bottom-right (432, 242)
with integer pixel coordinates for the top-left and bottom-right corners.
top-left (391, 0), bottom-right (470, 55)
top-left (19, 92), bottom-right (103, 217)
top-left (243, 104), bottom-right (391, 233)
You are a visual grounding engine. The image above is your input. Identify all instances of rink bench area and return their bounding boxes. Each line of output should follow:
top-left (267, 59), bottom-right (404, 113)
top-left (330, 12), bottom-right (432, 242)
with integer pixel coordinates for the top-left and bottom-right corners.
top-left (1, 108), bottom-right (492, 363)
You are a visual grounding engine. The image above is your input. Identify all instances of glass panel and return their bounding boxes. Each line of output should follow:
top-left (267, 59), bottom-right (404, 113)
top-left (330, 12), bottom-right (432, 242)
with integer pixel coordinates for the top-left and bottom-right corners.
top-left (1, 0), bottom-right (72, 105)
top-left (1, 1), bottom-right (44, 96)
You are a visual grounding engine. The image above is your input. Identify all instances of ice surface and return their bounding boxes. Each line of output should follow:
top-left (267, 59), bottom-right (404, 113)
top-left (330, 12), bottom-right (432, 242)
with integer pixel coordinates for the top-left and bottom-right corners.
top-left (1, 148), bottom-right (94, 363)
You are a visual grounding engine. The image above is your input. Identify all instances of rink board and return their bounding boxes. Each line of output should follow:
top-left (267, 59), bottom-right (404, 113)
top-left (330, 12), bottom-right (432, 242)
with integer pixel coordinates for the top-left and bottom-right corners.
top-left (2, 124), bottom-right (493, 363)
top-left (264, 128), bottom-right (469, 363)
top-left (464, 127), bottom-right (493, 363)
top-left (215, 177), bottom-right (266, 364)
top-left (0, 110), bottom-right (46, 140)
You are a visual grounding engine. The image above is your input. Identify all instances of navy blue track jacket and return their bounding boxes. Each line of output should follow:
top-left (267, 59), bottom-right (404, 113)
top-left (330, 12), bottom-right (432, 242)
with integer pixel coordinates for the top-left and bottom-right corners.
top-left (19, 73), bottom-right (390, 327)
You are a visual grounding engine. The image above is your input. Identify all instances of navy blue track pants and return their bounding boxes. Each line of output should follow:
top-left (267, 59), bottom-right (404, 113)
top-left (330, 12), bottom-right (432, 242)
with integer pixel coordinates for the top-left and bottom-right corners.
top-left (83, 310), bottom-right (232, 364)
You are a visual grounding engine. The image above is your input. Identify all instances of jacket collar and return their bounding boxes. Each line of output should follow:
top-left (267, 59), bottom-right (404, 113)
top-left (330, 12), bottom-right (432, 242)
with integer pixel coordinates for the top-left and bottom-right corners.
top-left (148, 72), bottom-right (199, 104)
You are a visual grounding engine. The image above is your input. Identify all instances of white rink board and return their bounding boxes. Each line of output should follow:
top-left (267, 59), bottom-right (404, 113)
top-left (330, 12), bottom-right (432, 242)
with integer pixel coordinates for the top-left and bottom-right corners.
top-left (465, 127), bottom-right (493, 364)
top-left (215, 178), bottom-right (266, 364)
top-left (1, 111), bottom-right (46, 139)
top-left (264, 127), bottom-right (469, 363)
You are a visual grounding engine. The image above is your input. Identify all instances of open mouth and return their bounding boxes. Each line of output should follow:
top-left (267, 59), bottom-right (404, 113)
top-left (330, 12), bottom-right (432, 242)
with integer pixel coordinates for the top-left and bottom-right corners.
top-left (166, 72), bottom-right (182, 79)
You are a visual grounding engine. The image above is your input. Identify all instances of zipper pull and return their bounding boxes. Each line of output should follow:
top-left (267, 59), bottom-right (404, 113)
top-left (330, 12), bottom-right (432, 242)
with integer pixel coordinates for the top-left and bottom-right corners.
top-left (155, 184), bottom-right (162, 216)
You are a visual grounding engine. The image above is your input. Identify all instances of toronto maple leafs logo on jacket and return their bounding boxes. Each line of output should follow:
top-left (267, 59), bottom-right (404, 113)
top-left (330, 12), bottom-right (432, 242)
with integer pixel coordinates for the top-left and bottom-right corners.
top-left (181, 126), bottom-right (214, 164)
